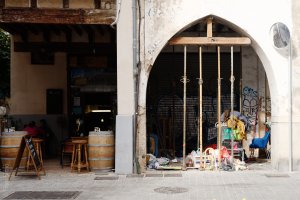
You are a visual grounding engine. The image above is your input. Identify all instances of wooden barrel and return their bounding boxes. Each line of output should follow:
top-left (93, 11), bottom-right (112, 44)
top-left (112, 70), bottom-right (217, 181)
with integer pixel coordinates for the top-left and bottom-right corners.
top-left (88, 131), bottom-right (114, 171)
top-left (0, 131), bottom-right (28, 169)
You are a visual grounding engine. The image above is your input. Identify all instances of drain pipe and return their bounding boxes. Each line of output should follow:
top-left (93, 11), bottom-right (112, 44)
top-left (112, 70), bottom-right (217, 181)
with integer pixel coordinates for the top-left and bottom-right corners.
top-left (132, 0), bottom-right (139, 173)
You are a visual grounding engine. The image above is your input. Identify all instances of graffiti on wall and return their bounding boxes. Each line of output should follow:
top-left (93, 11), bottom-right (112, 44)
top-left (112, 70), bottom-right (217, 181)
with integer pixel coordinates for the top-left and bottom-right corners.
top-left (242, 86), bottom-right (258, 125)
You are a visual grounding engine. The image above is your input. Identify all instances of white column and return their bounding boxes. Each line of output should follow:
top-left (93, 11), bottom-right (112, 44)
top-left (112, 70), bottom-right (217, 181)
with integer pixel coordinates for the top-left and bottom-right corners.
top-left (115, 0), bottom-right (135, 174)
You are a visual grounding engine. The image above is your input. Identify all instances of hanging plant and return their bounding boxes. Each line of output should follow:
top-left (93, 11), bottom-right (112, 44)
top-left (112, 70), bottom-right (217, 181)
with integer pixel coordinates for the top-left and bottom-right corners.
top-left (0, 29), bottom-right (10, 99)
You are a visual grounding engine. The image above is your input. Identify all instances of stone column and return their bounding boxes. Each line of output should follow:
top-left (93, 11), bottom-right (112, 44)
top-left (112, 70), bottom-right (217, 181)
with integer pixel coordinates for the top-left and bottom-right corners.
top-left (115, 0), bottom-right (135, 174)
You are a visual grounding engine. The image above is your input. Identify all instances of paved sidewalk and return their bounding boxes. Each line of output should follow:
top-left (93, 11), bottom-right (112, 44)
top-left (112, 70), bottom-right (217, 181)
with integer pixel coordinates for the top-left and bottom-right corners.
top-left (0, 160), bottom-right (299, 200)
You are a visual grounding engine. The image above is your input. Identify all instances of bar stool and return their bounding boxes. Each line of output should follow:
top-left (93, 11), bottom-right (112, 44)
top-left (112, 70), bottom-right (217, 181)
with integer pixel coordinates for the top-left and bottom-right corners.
top-left (27, 138), bottom-right (46, 175)
top-left (61, 139), bottom-right (73, 168)
top-left (71, 139), bottom-right (90, 173)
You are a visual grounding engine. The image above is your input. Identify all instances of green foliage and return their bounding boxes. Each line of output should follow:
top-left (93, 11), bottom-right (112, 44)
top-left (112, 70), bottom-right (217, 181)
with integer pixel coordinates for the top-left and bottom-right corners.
top-left (0, 29), bottom-right (10, 99)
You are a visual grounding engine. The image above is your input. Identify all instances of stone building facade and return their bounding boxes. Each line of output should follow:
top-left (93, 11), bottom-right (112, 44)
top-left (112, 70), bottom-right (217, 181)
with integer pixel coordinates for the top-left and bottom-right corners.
top-left (1, 0), bottom-right (300, 173)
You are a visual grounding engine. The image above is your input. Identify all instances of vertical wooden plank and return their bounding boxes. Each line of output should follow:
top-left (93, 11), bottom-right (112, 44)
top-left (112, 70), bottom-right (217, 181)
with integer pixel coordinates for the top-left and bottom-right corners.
top-left (207, 17), bottom-right (213, 37)
top-left (31, 0), bottom-right (37, 8)
top-left (0, 0), bottom-right (5, 8)
top-left (94, 0), bottom-right (100, 9)
top-left (63, 0), bottom-right (69, 8)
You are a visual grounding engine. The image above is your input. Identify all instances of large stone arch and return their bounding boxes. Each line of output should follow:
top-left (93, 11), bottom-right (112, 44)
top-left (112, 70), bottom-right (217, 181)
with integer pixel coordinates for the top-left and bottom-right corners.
top-left (137, 3), bottom-right (292, 172)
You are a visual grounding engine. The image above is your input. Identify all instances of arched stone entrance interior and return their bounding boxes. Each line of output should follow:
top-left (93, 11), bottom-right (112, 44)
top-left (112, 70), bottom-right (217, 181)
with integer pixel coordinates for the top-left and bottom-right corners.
top-left (139, 16), bottom-right (273, 171)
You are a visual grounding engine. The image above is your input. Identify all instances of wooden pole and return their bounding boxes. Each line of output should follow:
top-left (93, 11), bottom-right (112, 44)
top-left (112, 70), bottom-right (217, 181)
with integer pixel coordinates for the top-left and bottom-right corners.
top-left (230, 46), bottom-right (234, 164)
top-left (207, 17), bottom-right (213, 38)
top-left (240, 79), bottom-right (243, 113)
top-left (182, 45), bottom-right (187, 170)
top-left (199, 46), bottom-right (203, 169)
top-left (217, 46), bottom-right (221, 168)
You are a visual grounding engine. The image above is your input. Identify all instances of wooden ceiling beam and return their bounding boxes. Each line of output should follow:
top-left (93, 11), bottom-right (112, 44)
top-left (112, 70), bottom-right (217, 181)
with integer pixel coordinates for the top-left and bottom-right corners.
top-left (169, 37), bottom-right (251, 46)
top-left (72, 25), bottom-right (83, 36)
top-left (0, 23), bottom-right (28, 42)
top-left (82, 25), bottom-right (95, 44)
top-left (61, 26), bottom-right (72, 43)
top-left (0, 24), bottom-right (19, 34)
top-left (26, 24), bottom-right (40, 35)
top-left (0, 8), bottom-right (115, 24)
top-left (14, 42), bottom-right (116, 55)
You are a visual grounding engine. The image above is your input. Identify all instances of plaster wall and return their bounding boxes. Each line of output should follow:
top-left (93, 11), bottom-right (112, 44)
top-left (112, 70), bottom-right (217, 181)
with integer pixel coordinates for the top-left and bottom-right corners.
top-left (10, 37), bottom-right (67, 115)
top-left (135, 0), bottom-right (293, 171)
top-left (242, 47), bottom-right (268, 156)
top-left (292, 0), bottom-right (300, 170)
top-left (115, 0), bottom-right (135, 174)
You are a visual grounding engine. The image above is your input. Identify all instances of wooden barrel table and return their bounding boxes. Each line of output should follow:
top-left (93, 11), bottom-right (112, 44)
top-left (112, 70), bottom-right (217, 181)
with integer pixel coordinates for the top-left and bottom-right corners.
top-left (88, 131), bottom-right (114, 171)
top-left (0, 131), bottom-right (28, 170)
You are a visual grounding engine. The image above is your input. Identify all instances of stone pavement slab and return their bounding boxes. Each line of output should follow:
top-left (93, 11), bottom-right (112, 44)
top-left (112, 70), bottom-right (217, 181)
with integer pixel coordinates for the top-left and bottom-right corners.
top-left (1, 164), bottom-right (300, 200)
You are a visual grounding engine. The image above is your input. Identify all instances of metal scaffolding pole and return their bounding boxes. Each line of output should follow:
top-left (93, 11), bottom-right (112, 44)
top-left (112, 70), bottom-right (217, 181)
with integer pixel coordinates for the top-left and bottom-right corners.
top-left (182, 45), bottom-right (187, 170)
top-left (230, 46), bottom-right (234, 164)
top-left (198, 46), bottom-right (203, 169)
top-left (217, 46), bottom-right (221, 168)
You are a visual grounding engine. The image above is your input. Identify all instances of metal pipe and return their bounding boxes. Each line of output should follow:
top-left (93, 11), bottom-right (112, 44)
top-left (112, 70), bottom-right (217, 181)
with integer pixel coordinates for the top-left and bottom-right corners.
top-left (199, 46), bottom-right (203, 169)
top-left (132, 0), bottom-right (138, 173)
top-left (217, 46), bottom-right (221, 168)
top-left (230, 46), bottom-right (234, 164)
top-left (183, 45), bottom-right (187, 170)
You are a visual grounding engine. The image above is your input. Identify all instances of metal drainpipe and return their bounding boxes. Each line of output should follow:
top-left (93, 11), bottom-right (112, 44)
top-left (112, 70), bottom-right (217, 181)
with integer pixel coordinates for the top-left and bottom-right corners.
top-left (132, 0), bottom-right (139, 173)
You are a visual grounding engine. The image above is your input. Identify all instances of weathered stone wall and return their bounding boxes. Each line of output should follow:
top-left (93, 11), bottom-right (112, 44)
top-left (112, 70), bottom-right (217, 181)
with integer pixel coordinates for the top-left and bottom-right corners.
top-left (135, 0), bottom-right (293, 171)
top-left (292, 0), bottom-right (300, 170)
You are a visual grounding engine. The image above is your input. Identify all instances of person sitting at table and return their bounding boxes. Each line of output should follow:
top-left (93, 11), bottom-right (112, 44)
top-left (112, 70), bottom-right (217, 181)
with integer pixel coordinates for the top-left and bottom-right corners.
top-left (23, 121), bottom-right (40, 138)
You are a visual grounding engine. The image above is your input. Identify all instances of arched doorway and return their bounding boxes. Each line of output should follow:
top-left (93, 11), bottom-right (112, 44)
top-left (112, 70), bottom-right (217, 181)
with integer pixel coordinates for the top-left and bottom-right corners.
top-left (142, 16), bottom-right (271, 171)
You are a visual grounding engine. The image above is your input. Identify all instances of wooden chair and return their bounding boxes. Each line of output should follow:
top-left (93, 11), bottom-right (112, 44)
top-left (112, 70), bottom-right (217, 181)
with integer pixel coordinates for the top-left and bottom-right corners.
top-left (249, 132), bottom-right (271, 159)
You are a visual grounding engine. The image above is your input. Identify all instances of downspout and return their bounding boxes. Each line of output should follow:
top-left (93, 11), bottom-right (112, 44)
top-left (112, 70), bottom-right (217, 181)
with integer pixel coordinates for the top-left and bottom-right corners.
top-left (111, 0), bottom-right (138, 173)
top-left (132, 0), bottom-right (139, 173)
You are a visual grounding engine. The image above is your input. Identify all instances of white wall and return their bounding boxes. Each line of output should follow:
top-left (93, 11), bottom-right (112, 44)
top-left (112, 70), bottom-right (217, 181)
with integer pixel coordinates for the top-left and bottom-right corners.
top-left (115, 0), bottom-right (135, 174)
top-left (292, 0), bottom-right (300, 170)
top-left (10, 37), bottom-right (67, 115)
top-left (136, 0), bottom-right (294, 171)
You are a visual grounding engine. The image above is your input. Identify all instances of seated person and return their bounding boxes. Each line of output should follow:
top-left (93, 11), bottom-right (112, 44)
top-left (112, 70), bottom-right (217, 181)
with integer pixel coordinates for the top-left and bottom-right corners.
top-left (23, 121), bottom-right (40, 138)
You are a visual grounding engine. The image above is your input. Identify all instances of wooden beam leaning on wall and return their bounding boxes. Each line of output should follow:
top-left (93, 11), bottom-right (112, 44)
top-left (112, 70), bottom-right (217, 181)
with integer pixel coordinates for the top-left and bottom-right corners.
top-left (169, 37), bottom-right (251, 46)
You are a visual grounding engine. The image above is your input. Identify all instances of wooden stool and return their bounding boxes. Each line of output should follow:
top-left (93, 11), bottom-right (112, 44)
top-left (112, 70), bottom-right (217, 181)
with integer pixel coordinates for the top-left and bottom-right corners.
top-left (61, 139), bottom-right (73, 168)
top-left (71, 139), bottom-right (90, 172)
top-left (27, 138), bottom-right (46, 175)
